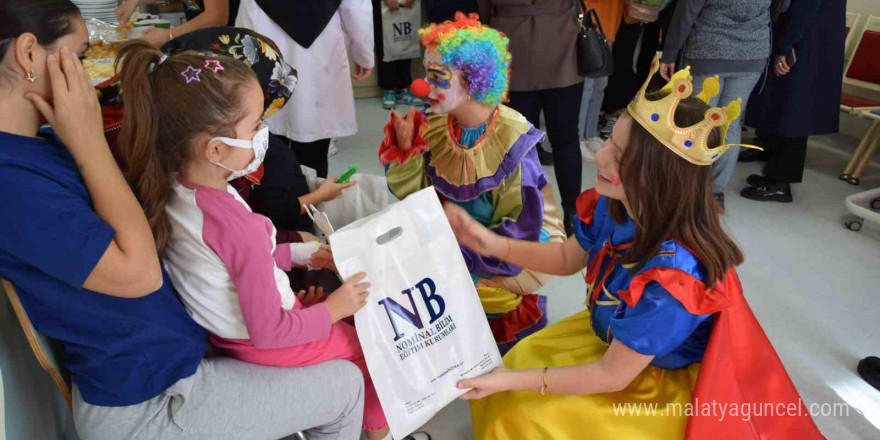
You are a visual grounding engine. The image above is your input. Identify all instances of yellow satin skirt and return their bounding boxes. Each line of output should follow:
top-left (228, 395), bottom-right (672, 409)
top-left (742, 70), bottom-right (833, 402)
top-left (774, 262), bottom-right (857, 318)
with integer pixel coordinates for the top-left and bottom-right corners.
top-left (470, 310), bottom-right (701, 440)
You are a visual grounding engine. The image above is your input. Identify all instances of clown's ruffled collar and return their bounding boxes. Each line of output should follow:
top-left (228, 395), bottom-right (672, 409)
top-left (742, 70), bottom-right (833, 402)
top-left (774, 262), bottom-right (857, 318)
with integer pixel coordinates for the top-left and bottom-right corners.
top-left (424, 105), bottom-right (543, 201)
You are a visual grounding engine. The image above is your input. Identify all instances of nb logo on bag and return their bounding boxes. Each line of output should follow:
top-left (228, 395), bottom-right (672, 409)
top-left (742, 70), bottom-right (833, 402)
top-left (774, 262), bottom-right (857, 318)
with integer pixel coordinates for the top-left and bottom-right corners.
top-left (392, 22), bottom-right (413, 38)
top-left (378, 278), bottom-right (446, 341)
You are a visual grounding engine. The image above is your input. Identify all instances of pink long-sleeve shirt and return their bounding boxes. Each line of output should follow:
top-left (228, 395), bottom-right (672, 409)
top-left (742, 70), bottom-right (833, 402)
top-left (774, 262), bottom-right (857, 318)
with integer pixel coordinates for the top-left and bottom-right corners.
top-left (162, 176), bottom-right (331, 349)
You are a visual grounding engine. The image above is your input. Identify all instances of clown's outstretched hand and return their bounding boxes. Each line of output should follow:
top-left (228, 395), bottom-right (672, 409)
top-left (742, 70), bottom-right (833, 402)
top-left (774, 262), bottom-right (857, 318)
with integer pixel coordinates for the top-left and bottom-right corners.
top-left (391, 107), bottom-right (417, 152)
top-left (379, 106), bottom-right (428, 166)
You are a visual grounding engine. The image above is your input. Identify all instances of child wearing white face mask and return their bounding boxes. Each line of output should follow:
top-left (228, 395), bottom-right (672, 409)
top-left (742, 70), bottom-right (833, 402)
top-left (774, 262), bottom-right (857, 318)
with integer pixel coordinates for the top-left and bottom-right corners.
top-left (118, 41), bottom-right (394, 440)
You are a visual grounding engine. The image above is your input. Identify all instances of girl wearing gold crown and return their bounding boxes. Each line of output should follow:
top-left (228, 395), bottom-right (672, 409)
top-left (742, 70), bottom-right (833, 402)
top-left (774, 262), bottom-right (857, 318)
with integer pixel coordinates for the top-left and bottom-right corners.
top-left (379, 13), bottom-right (566, 355)
top-left (444, 57), bottom-right (823, 440)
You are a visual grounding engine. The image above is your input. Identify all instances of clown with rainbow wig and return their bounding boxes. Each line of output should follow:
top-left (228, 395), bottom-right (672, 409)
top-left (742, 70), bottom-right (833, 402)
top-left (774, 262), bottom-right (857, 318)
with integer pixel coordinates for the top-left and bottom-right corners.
top-left (378, 13), bottom-right (566, 354)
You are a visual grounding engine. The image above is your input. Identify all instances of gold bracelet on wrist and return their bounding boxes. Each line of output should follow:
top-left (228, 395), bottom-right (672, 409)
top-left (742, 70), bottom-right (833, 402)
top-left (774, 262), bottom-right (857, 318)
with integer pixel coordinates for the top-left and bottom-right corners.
top-left (168, 28), bottom-right (174, 41)
top-left (540, 367), bottom-right (548, 395)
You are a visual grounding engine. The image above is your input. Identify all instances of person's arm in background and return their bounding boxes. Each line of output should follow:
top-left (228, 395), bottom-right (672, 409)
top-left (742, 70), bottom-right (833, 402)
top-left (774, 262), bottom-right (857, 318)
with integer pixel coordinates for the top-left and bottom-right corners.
top-left (771, 0), bottom-right (822, 76)
top-left (249, 138), bottom-right (353, 231)
top-left (340, 0), bottom-right (375, 81)
top-left (659, 0), bottom-right (706, 80)
top-left (118, 0), bottom-right (230, 47)
top-left (116, 0), bottom-right (160, 24)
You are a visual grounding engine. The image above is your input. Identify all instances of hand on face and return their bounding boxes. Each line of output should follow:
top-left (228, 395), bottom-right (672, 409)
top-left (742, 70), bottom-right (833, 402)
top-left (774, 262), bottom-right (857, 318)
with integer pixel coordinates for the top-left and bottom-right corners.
top-left (24, 18), bottom-right (99, 155)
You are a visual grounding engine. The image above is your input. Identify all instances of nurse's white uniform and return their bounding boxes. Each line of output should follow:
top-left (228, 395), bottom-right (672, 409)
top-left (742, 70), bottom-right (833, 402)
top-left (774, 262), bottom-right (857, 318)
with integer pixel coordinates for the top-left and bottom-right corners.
top-left (236, 0), bottom-right (374, 142)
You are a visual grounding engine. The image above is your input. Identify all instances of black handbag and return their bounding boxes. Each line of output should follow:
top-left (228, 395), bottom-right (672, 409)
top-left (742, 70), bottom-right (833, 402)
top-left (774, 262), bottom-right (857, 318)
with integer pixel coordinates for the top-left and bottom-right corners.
top-left (575, 1), bottom-right (614, 78)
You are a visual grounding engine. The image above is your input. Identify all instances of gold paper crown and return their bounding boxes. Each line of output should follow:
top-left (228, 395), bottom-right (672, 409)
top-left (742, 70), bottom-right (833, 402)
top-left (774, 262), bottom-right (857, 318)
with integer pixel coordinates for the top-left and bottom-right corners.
top-left (626, 55), bottom-right (761, 166)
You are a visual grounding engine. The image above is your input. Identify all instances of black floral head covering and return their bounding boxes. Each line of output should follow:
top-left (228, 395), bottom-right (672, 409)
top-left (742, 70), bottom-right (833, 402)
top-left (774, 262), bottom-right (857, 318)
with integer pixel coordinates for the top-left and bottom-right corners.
top-left (161, 27), bottom-right (297, 119)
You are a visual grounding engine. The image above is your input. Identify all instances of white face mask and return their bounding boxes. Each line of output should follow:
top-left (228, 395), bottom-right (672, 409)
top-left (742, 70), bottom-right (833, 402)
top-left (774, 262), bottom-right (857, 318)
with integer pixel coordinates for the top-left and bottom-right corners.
top-left (210, 125), bottom-right (269, 181)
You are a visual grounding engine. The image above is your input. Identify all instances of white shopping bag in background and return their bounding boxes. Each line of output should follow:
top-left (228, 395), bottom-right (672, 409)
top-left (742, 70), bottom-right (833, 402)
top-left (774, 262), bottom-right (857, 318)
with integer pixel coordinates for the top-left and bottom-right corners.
top-left (330, 187), bottom-right (502, 439)
top-left (319, 173), bottom-right (394, 231)
top-left (302, 166), bottom-right (395, 233)
top-left (381, 2), bottom-right (422, 62)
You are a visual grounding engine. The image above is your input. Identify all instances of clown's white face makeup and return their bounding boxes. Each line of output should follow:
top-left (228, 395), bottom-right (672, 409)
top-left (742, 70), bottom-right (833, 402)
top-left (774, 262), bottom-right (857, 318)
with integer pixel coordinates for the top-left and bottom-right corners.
top-left (424, 50), bottom-right (468, 114)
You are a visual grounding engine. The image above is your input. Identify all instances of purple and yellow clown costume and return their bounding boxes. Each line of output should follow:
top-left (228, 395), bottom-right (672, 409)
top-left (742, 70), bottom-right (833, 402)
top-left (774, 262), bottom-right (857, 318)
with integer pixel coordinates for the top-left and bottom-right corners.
top-left (377, 13), bottom-right (565, 354)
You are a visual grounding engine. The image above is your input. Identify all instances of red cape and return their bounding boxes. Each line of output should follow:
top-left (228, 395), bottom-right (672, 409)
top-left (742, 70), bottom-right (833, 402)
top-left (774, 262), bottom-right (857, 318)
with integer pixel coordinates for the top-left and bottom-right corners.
top-left (623, 257), bottom-right (824, 439)
top-left (577, 190), bottom-right (823, 439)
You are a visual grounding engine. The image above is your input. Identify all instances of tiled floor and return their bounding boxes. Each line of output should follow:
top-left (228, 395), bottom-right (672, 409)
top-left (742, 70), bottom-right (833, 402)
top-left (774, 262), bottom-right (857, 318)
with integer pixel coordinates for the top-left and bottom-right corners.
top-left (336, 99), bottom-right (880, 440)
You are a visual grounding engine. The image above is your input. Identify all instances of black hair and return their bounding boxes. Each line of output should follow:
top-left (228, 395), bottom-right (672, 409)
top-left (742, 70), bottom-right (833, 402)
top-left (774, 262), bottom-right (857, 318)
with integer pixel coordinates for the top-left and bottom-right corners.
top-left (0, 0), bottom-right (81, 62)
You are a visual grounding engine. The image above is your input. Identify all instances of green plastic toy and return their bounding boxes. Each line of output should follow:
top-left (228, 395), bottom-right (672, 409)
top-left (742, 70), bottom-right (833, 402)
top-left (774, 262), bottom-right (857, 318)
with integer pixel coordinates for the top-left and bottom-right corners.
top-left (336, 164), bottom-right (359, 184)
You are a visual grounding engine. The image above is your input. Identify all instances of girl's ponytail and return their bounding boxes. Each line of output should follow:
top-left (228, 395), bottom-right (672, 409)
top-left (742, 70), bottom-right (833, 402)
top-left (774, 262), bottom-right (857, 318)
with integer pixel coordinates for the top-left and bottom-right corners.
top-left (116, 41), bottom-right (171, 251)
top-left (115, 40), bottom-right (258, 252)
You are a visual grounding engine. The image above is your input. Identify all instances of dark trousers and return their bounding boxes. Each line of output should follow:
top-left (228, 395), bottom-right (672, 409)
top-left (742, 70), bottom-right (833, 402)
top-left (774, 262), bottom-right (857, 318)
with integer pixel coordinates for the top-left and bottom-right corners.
top-left (274, 134), bottom-right (331, 179)
top-left (424, 0), bottom-right (477, 23)
top-left (761, 132), bottom-right (809, 184)
top-left (602, 1), bottom-right (676, 113)
top-left (372, 0), bottom-right (413, 91)
top-left (507, 82), bottom-right (585, 214)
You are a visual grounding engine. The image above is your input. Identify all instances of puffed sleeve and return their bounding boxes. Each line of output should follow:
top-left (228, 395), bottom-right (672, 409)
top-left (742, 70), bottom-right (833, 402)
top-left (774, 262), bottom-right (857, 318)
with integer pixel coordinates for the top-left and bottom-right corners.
top-left (572, 189), bottom-right (607, 252)
top-left (610, 281), bottom-right (710, 357)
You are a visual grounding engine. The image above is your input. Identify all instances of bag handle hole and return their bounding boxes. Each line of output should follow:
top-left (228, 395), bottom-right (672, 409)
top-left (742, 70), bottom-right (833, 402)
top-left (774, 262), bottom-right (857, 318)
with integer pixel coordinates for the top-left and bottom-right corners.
top-left (376, 227), bottom-right (404, 245)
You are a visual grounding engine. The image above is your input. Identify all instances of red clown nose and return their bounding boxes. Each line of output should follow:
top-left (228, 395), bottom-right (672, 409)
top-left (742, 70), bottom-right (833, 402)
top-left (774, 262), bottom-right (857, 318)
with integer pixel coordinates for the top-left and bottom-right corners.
top-left (410, 79), bottom-right (430, 98)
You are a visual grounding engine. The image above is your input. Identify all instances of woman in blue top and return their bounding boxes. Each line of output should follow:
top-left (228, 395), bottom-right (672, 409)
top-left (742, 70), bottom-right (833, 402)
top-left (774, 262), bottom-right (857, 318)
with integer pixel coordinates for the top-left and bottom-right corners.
top-left (0, 1), bottom-right (364, 439)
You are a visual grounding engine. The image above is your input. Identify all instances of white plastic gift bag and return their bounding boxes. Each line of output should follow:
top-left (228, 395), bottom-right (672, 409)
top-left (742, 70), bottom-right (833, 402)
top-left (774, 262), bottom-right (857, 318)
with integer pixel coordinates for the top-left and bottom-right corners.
top-left (330, 187), bottom-right (502, 439)
top-left (381, 1), bottom-right (422, 62)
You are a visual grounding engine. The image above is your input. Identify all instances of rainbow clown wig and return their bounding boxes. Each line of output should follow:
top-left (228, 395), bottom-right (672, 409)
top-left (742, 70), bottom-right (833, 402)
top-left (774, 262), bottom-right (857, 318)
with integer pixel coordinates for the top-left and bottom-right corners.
top-left (418, 13), bottom-right (511, 107)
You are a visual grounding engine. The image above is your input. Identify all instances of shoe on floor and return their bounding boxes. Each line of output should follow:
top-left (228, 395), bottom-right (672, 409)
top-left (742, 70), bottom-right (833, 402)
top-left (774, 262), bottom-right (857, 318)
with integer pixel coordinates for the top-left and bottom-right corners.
top-left (598, 115), bottom-right (616, 139)
top-left (580, 137), bottom-right (604, 163)
top-left (580, 140), bottom-right (595, 162)
top-left (402, 433), bottom-right (432, 440)
top-left (537, 147), bottom-right (553, 166)
top-left (740, 183), bottom-right (792, 203)
top-left (382, 90), bottom-right (397, 109)
top-left (396, 90), bottom-right (414, 106)
top-left (858, 356), bottom-right (880, 391)
top-left (397, 90), bottom-right (424, 107)
top-left (714, 192), bottom-right (725, 211)
top-left (327, 139), bottom-right (338, 157)
top-left (746, 174), bottom-right (767, 187)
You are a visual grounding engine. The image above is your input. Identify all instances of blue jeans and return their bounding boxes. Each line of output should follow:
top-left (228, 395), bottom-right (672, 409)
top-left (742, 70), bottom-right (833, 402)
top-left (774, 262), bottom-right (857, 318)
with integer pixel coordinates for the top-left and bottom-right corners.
top-left (691, 72), bottom-right (761, 194)
top-left (578, 76), bottom-right (609, 140)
